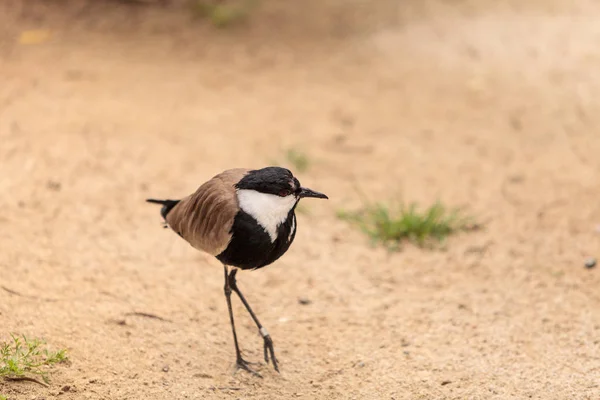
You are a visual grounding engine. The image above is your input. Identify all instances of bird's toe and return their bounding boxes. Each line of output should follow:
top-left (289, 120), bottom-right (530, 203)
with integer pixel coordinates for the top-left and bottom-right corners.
top-left (234, 357), bottom-right (262, 378)
top-left (262, 335), bottom-right (279, 372)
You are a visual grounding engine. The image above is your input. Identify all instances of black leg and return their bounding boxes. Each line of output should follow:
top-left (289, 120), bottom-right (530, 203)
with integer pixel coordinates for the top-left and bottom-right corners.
top-left (228, 269), bottom-right (279, 372)
top-left (223, 265), bottom-right (261, 377)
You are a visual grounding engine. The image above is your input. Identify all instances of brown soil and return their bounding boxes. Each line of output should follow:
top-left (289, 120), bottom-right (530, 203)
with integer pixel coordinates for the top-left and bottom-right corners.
top-left (1, 0), bottom-right (600, 399)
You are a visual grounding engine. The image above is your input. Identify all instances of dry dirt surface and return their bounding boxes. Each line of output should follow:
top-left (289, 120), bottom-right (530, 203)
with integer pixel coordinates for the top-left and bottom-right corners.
top-left (1, 0), bottom-right (600, 399)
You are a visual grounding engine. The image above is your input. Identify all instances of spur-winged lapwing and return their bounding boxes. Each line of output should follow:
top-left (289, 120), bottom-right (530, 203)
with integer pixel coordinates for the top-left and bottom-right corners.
top-left (147, 167), bottom-right (328, 375)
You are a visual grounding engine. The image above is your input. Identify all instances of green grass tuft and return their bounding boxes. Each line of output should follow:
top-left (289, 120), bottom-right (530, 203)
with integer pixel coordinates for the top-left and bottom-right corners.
top-left (190, 0), bottom-right (257, 28)
top-left (285, 148), bottom-right (310, 173)
top-left (268, 147), bottom-right (311, 173)
top-left (338, 201), bottom-right (478, 250)
top-left (1, 334), bottom-right (68, 384)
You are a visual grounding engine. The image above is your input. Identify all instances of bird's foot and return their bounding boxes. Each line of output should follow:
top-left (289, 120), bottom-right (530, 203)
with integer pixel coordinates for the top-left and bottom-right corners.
top-left (262, 333), bottom-right (279, 372)
top-left (234, 356), bottom-right (262, 378)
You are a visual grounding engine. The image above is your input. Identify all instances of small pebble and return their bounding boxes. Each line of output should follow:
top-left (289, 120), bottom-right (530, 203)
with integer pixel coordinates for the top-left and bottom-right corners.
top-left (162, 365), bottom-right (169, 372)
top-left (46, 180), bottom-right (61, 191)
top-left (298, 297), bottom-right (312, 305)
top-left (61, 385), bottom-right (71, 392)
top-left (585, 258), bottom-right (596, 269)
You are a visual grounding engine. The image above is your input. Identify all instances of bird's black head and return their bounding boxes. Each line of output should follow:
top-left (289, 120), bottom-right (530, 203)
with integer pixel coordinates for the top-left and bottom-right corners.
top-left (236, 166), bottom-right (328, 200)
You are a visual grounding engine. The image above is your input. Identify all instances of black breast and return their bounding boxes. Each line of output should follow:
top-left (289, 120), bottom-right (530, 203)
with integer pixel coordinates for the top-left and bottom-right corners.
top-left (216, 210), bottom-right (297, 270)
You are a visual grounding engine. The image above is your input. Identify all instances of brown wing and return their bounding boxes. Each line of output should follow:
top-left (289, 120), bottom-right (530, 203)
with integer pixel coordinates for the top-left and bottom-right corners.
top-left (166, 168), bottom-right (250, 256)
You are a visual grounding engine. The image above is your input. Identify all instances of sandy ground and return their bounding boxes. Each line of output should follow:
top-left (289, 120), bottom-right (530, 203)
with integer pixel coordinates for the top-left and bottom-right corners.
top-left (1, 0), bottom-right (600, 399)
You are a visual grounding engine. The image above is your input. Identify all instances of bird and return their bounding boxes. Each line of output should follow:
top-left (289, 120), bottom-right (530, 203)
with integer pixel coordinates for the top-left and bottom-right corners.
top-left (146, 166), bottom-right (328, 375)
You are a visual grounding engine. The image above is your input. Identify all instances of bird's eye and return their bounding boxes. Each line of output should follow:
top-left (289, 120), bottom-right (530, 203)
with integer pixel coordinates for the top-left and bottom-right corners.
top-left (278, 189), bottom-right (291, 197)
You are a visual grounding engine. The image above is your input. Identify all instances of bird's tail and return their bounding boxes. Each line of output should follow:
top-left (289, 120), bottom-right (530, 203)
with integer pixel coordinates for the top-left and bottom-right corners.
top-left (146, 198), bottom-right (180, 220)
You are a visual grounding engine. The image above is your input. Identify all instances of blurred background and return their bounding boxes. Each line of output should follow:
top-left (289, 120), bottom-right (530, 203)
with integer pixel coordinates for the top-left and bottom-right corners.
top-left (1, 0), bottom-right (599, 399)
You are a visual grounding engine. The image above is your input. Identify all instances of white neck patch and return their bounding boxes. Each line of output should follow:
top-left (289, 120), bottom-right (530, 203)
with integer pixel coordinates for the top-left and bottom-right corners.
top-left (236, 189), bottom-right (297, 242)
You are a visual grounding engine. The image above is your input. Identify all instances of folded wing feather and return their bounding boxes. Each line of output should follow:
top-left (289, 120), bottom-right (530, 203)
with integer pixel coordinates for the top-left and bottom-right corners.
top-left (166, 168), bottom-right (249, 256)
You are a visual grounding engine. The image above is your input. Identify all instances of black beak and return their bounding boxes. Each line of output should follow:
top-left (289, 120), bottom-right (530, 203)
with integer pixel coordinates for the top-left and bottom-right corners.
top-left (298, 187), bottom-right (328, 199)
